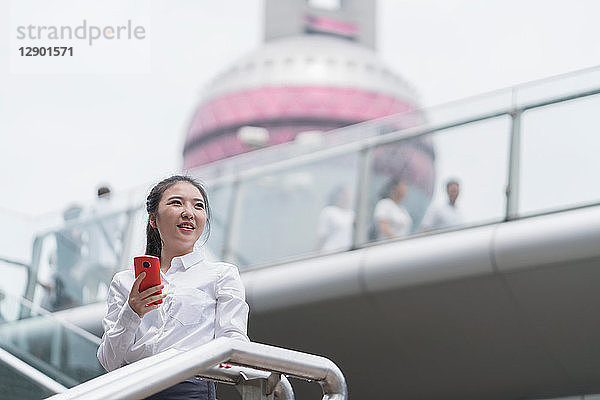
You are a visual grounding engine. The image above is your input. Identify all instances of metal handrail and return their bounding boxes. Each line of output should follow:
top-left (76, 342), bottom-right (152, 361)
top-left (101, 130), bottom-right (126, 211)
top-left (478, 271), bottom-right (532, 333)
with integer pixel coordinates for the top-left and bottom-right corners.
top-left (46, 337), bottom-right (346, 400)
top-left (0, 347), bottom-right (67, 394)
top-left (0, 256), bottom-right (29, 268)
top-left (0, 288), bottom-right (102, 346)
top-left (201, 364), bottom-right (295, 399)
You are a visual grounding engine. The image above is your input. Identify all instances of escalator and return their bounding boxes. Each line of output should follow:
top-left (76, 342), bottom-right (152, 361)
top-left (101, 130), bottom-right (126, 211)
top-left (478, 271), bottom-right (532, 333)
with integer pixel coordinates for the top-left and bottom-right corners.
top-left (0, 347), bottom-right (64, 399)
top-left (0, 289), bottom-right (104, 400)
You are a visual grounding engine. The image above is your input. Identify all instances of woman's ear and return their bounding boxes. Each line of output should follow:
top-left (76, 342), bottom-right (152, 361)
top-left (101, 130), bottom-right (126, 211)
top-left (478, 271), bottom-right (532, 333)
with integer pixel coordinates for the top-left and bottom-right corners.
top-left (149, 213), bottom-right (157, 228)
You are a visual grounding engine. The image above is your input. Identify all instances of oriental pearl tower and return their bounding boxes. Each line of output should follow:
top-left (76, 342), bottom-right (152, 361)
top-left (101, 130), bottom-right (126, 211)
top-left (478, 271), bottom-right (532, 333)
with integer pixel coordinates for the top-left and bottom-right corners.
top-left (183, 0), bottom-right (435, 219)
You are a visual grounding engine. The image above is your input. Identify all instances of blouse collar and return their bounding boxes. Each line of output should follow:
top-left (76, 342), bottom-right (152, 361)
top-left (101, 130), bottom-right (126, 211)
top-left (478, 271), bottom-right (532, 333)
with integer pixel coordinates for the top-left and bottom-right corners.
top-left (171, 248), bottom-right (204, 270)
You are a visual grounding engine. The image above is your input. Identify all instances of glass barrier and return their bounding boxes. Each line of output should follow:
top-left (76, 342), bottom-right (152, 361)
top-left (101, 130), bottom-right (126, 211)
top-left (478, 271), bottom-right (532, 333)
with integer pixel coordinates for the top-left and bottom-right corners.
top-left (28, 207), bottom-right (136, 311)
top-left (363, 135), bottom-right (435, 242)
top-left (0, 209), bottom-right (38, 268)
top-left (519, 93), bottom-right (600, 216)
top-left (0, 261), bottom-right (28, 302)
top-left (124, 207), bottom-right (151, 267)
top-left (420, 116), bottom-right (511, 230)
top-left (205, 181), bottom-right (234, 260)
top-left (363, 115), bottom-right (511, 243)
top-left (0, 290), bottom-right (104, 388)
top-left (515, 67), bottom-right (600, 108)
top-left (0, 358), bottom-right (57, 400)
top-left (422, 89), bottom-right (513, 128)
top-left (231, 151), bottom-right (360, 266)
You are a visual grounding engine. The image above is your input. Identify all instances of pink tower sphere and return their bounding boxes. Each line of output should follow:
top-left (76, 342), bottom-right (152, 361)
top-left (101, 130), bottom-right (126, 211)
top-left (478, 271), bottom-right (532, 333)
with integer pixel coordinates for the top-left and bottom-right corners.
top-left (184, 35), bottom-right (421, 167)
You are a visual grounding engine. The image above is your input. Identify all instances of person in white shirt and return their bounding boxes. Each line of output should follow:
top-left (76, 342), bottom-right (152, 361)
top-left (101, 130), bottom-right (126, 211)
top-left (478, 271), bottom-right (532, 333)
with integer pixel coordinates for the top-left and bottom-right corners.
top-left (374, 178), bottom-right (413, 240)
top-left (316, 186), bottom-right (355, 252)
top-left (420, 180), bottom-right (463, 231)
top-left (97, 175), bottom-right (249, 400)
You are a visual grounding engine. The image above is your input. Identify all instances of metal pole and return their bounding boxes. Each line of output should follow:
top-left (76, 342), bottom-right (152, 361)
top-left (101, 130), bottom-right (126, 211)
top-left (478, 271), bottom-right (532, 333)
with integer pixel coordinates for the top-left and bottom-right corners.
top-left (22, 235), bottom-right (45, 316)
top-left (223, 178), bottom-right (241, 263)
top-left (505, 107), bottom-right (522, 221)
top-left (353, 146), bottom-right (373, 246)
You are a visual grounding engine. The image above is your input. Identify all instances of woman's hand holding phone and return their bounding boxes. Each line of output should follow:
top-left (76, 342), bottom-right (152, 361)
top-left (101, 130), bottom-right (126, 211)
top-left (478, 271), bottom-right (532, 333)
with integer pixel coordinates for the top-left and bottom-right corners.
top-left (128, 272), bottom-right (166, 318)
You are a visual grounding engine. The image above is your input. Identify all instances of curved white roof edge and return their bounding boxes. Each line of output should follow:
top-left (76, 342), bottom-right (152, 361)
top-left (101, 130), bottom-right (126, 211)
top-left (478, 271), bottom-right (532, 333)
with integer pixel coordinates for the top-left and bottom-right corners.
top-left (244, 204), bottom-right (600, 312)
top-left (200, 35), bottom-right (419, 104)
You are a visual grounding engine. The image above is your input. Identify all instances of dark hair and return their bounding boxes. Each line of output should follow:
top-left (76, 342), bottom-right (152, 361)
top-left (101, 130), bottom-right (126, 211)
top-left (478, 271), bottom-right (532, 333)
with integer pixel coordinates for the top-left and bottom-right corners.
top-left (145, 175), bottom-right (211, 258)
top-left (97, 185), bottom-right (111, 198)
top-left (446, 179), bottom-right (460, 190)
top-left (379, 177), bottom-right (404, 200)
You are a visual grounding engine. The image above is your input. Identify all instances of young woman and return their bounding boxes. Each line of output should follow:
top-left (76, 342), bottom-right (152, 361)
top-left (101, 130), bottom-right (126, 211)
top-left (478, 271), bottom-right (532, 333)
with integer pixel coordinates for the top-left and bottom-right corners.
top-left (97, 175), bottom-right (249, 400)
top-left (374, 178), bottom-right (413, 240)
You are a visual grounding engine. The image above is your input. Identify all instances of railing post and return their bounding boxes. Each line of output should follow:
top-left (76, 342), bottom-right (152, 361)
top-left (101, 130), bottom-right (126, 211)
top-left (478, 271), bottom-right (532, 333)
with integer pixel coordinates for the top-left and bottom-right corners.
top-left (353, 145), bottom-right (373, 247)
top-left (223, 177), bottom-right (242, 264)
top-left (236, 375), bottom-right (275, 400)
top-left (505, 106), bottom-right (522, 221)
top-left (22, 235), bottom-right (45, 317)
top-left (203, 364), bottom-right (294, 400)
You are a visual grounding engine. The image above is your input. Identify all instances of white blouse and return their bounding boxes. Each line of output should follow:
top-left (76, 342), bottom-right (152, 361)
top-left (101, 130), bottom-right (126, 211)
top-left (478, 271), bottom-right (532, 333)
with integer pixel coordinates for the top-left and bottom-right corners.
top-left (317, 205), bottom-right (355, 252)
top-left (97, 249), bottom-right (249, 372)
top-left (374, 198), bottom-right (413, 238)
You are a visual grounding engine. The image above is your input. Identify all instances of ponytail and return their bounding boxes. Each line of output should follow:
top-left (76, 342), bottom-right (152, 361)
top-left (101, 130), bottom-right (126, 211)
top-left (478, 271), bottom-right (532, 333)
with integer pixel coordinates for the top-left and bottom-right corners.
top-left (145, 220), bottom-right (162, 258)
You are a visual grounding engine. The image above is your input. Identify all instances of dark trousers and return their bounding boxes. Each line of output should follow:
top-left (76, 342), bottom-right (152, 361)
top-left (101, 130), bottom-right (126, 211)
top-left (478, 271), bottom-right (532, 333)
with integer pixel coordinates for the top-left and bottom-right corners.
top-left (144, 378), bottom-right (216, 400)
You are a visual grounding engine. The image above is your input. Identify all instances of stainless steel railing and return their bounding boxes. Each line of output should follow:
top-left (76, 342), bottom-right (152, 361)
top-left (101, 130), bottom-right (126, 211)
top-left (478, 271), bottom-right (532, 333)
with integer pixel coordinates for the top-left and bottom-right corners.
top-left (0, 347), bottom-right (67, 394)
top-left (202, 363), bottom-right (295, 400)
top-left (46, 337), bottom-right (346, 400)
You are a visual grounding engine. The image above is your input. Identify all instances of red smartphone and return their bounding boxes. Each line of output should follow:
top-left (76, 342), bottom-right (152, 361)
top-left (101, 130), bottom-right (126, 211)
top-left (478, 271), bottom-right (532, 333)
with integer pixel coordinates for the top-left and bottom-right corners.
top-left (133, 255), bottom-right (163, 305)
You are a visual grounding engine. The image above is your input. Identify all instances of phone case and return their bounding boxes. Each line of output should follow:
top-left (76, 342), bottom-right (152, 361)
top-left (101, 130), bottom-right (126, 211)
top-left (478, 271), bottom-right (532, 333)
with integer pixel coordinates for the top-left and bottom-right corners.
top-left (133, 255), bottom-right (163, 304)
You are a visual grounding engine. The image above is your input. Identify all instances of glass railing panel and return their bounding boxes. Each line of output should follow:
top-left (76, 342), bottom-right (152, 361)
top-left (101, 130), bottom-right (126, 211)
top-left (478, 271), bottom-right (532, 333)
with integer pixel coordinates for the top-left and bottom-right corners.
top-left (0, 290), bottom-right (103, 388)
top-left (322, 108), bottom-right (427, 145)
top-left (519, 93), bottom-right (600, 216)
top-left (121, 206), bottom-right (151, 269)
top-left (0, 261), bottom-right (28, 303)
top-left (422, 116), bottom-right (511, 229)
top-left (0, 360), bottom-right (56, 400)
top-left (205, 181), bottom-right (234, 260)
top-left (364, 134), bottom-right (436, 242)
top-left (29, 206), bottom-right (138, 311)
top-left (0, 263), bottom-right (29, 323)
top-left (0, 209), bottom-right (36, 269)
top-left (363, 115), bottom-right (511, 243)
top-left (423, 89), bottom-right (513, 128)
top-left (515, 67), bottom-right (600, 108)
top-left (231, 151), bottom-right (360, 267)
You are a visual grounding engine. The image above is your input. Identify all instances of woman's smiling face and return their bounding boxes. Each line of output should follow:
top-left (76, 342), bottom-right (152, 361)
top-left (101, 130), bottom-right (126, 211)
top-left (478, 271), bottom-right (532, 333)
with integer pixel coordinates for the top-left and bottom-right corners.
top-left (149, 181), bottom-right (207, 255)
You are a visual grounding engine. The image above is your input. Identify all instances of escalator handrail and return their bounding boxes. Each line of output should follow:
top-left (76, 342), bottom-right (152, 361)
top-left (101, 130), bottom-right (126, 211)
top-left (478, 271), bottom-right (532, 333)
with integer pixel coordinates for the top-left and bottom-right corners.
top-left (0, 288), bottom-right (101, 346)
top-left (0, 347), bottom-right (66, 394)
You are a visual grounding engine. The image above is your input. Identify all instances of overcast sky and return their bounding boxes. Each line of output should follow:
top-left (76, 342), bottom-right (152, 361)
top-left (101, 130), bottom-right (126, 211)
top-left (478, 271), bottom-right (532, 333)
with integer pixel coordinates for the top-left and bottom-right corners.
top-left (1, 0), bottom-right (599, 221)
